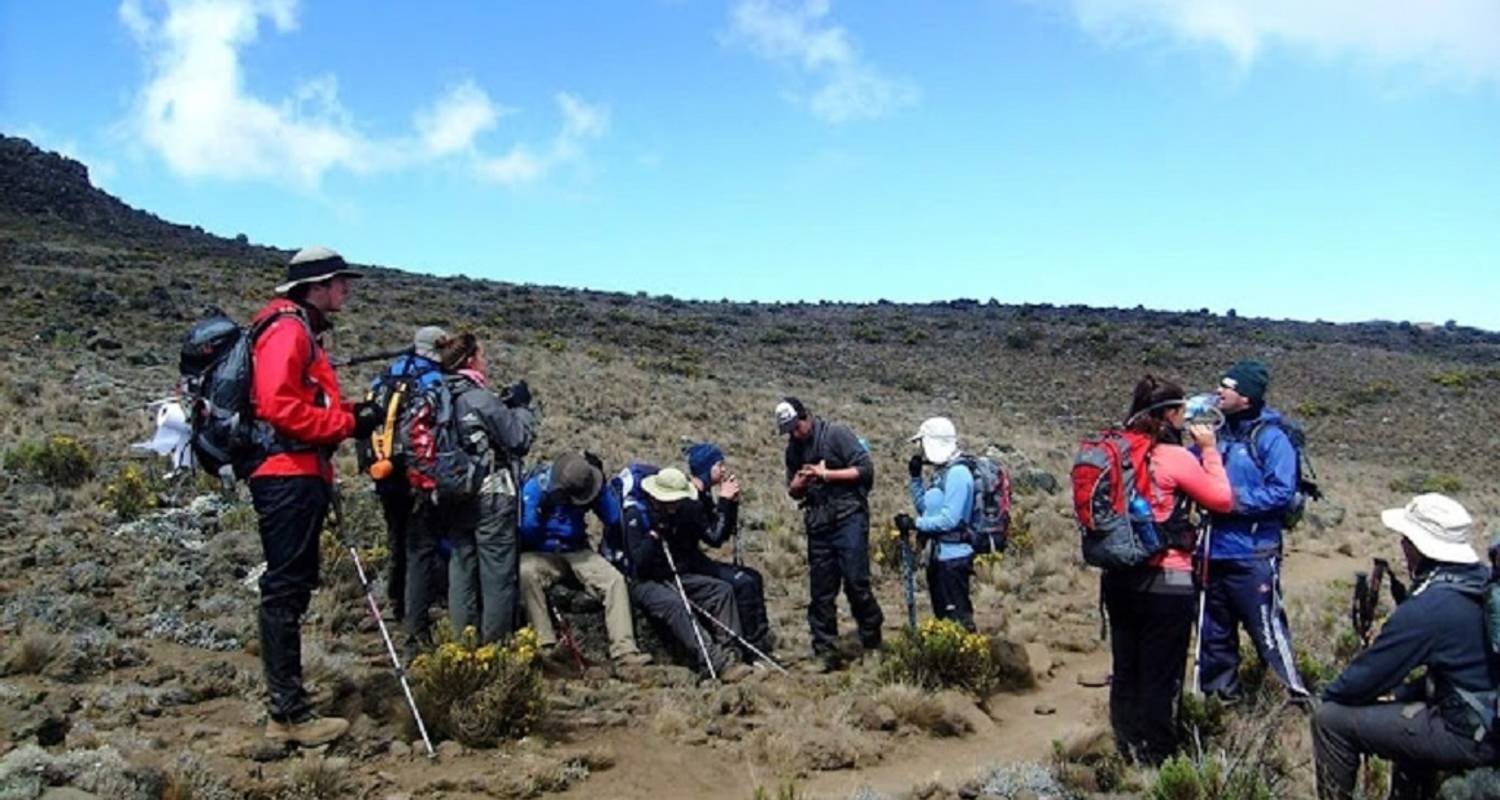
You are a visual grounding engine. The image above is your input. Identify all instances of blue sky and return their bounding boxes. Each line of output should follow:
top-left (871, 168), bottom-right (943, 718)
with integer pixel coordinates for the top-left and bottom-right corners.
top-left (3, 1), bottom-right (1498, 329)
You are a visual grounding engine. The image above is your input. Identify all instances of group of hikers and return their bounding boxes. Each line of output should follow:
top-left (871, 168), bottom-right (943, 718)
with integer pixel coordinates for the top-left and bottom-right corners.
top-left (192, 247), bottom-right (1492, 798)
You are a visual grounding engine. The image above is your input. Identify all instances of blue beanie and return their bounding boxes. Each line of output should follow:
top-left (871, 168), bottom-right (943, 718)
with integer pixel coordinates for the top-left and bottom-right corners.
top-left (685, 442), bottom-right (723, 487)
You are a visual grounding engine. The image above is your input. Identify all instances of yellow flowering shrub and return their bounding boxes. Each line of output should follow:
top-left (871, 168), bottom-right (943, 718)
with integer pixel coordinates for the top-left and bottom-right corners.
top-left (409, 624), bottom-right (546, 747)
top-left (103, 464), bottom-right (157, 521)
top-left (879, 618), bottom-right (1002, 698)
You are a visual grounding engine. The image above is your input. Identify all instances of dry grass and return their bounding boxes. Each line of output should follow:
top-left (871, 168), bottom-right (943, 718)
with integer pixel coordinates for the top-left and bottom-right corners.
top-left (1, 629), bottom-right (62, 676)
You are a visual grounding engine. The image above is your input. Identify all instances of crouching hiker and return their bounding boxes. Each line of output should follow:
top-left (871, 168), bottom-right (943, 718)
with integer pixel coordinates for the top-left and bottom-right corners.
top-left (426, 332), bottom-right (535, 646)
top-left (896, 417), bottom-right (976, 632)
top-left (1313, 494), bottom-right (1496, 800)
top-left (779, 396), bottom-right (883, 671)
top-left (250, 247), bottom-right (380, 745)
top-left (607, 465), bottom-right (753, 683)
top-left (517, 452), bottom-right (653, 668)
top-left (683, 442), bottom-right (774, 660)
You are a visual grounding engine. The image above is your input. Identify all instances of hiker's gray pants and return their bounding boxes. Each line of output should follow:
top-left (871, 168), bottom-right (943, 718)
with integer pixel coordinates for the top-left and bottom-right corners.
top-left (448, 489), bottom-right (520, 645)
top-left (630, 574), bottom-right (741, 674)
top-left (1313, 700), bottom-right (1495, 800)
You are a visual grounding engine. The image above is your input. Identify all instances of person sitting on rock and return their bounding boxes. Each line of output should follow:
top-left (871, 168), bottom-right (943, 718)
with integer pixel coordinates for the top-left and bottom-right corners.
top-left (604, 464), bottom-right (753, 683)
top-left (680, 442), bottom-right (774, 661)
top-left (1313, 494), bottom-right (1496, 800)
top-left (518, 451), bottom-right (652, 668)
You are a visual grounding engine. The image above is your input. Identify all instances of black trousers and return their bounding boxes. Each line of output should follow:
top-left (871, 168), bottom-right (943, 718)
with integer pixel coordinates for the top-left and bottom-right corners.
top-left (404, 500), bottom-right (451, 650)
top-left (631, 573), bottom-right (741, 674)
top-left (1102, 570), bottom-right (1195, 764)
top-left (679, 551), bottom-right (773, 658)
top-left (926, 554), bottom-right (975, 632)
top-left (377, 488), bottom-right (413, 619)
top-left (1313, 701), bottom-right (1496, 800)
top-left (251, 475), bottom-right (329, 722)
top-left (807, 511), bottom-right (884, 656)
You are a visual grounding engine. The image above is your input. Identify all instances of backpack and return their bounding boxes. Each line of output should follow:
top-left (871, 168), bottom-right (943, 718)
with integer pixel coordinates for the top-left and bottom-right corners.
top-left (1071, 430), bottom-right (1162, 570)
top-left (355, 354), bottom-right (442, 484)
top-left (398, 376), bottom-right (486, 504)
top-left (946, 455), bottom-right (1012, 554)
top-left (177, 308), bottom-right (312, 486)
top-left (1247, 417), bottom-right (1322, 530)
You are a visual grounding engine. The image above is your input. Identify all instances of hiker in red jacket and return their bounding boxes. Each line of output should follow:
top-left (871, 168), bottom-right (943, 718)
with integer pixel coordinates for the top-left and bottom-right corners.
top-left (250, 246), bottom-right (381, 747)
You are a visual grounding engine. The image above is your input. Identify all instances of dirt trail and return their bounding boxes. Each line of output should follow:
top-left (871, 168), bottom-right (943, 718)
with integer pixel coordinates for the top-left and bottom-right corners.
top-left (557, 544), bottom-right (1366, 799)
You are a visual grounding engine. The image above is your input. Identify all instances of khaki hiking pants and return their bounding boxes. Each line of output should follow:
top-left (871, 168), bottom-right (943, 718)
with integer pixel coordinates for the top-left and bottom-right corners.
top-left (519, 550), bottom-right (642, 661)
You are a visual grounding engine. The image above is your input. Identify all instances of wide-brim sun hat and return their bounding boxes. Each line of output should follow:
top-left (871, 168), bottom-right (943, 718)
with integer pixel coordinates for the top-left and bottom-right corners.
top-left (642, 467), bottom-right (699, 503)
top-left (1381, 493), bottom-right (1477, 565)
top-left (552, 452), bottom-right (604, 506)
top-left (910, 416), bottom-right (958, 464)
top-left (275, 246), bottom-right (364, 294)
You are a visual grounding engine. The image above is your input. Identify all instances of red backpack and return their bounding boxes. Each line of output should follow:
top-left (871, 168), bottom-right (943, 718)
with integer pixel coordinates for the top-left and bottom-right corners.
top-left (1071, 430), bottom-right (1161, 570)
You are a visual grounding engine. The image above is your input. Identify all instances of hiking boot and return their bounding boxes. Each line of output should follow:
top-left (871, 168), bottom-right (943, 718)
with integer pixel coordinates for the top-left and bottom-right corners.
top-left (720, 663), bottom-right (754, 684)
top-left (615, 651), bottom-right (653, 668)
top-left (265, 714), bottom-right (349, 747)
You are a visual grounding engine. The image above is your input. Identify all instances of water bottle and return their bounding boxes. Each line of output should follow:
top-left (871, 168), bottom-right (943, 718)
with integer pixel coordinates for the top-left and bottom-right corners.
top-left (1128, 495), bottom-right (1161, 552)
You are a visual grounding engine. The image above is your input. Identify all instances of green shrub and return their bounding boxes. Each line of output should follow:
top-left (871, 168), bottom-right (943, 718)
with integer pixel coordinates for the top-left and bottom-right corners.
top-left (1343, 381), bottom-right (1400, 406)
top-left (1004, 326), bottom-right (1042, 350)
top-left (1431, 370), bottom-right (1484, 393)
top-left (1149, 753), bottom-right (1273, 800)
top-left (103, 464), bottom-right (158, 521)
top-left (879, 619), bottom-right (1019, 697)
top-left (4, 434), bottom-right (95, 488)
top-left (1294, 401), bottom-right (1342, 419)
top-left (1389, 473), bottom-right (1463, 495)
top-left (409, 624), bottom-right (547, 747)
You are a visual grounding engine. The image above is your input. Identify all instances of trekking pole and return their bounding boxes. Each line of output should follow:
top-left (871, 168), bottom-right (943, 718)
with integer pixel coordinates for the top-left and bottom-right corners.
top-left (545, 597), bottom-right (588, 674)
top-left (331, 489), bottom-right (437, 758)
top-left (898, 523), bottom-right (918, 631)
top-left (684, 597), bottom-right (789, 675)
top-left (1190, 521), bottom-right (1213, 696)
top-left (659, 537), bottom-right (718, 681)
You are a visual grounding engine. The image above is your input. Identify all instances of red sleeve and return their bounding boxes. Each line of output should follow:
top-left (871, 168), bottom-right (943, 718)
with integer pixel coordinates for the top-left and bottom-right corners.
top-left (1153, 444), bottom-right (1233, 513)
top-left (251, 317), bottom-right (354, 446)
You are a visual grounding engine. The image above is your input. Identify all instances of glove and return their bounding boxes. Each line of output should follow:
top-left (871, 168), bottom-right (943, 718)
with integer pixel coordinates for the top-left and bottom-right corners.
top-left (583, 450), bottom-right (605, 474)
top-left (907, 454), bottom-right (924, 479)
top-left (352, 401), bottom-right (383, 440)
top-left (502, 380), bottom-right (532, 409)
top-left (893, 513), bottom-right (914, 534)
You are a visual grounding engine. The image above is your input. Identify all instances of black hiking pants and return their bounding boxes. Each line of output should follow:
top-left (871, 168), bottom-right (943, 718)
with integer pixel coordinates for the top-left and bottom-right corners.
top-left (807, 511), bottom-right (884, 657)
top-left (404, 500), bottom-right (450, 653)
top-left (251, 475), bottom-right (329, 722)
top-left (926, 553), bottom-right (975, 632)
top-left (631, 573), bottom-right (742, 674)
top-left (377, 487), bottom-right (413, 620)
top-left (1102, 568), bottom-right (1195, 765)
top-left (678, 551), bottom-right (773, 659)
top-left (1313, 700), bottom-right (1496, 800)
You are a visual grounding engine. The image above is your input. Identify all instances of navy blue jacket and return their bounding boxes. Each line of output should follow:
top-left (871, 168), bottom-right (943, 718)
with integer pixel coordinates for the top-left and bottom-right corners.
top-left (1323, 563), bottom-right (1497, 734)
top-left (1208, 406), bottom-right (1298, 560)
top-left (519, 466), bottom-right (622, 553)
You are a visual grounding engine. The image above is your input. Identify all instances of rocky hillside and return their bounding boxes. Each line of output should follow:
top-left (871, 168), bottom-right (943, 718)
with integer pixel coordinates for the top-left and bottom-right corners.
top-left (2, 134), bottom-right (1498, 799)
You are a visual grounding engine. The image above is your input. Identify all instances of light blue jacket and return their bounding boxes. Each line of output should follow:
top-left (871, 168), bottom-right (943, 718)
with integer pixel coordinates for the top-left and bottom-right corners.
top-left (910, 460), bottom-right (974, 562)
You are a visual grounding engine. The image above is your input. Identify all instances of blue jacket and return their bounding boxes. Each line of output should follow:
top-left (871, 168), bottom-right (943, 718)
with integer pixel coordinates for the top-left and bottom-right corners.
top-left (910, 460), bottom-right (974, 562)
top-left (519, 466), bottom-right (622, 553)
top-left (1323, 563), bottom-right (1497, 735)
top-left (1207, 406), bottom-right (1298, 560)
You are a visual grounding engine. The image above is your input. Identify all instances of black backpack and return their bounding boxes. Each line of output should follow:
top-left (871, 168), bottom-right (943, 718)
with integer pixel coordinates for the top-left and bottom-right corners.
top-left (1247, 417), bottom-right (1322, 530)
top-left (178, 308), bottom-right (312, 487)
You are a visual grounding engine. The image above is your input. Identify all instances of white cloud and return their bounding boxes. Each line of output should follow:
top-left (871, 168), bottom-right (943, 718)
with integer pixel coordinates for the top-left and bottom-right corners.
top-left (475, 93), bottom-right (610, 186)
top-left (416, 81), bottom-right (502, 157)
top-left (727, 0), bottom-right (918, 123)
top-left (117, 0), bottom-right (605, 187)
top-left (1053, 0), bottom-right (1500, 85)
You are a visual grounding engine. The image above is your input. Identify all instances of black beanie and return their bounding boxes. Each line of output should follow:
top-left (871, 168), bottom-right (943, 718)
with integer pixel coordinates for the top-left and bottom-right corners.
top-left (1221, 360), bottom-right (1270, 404)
